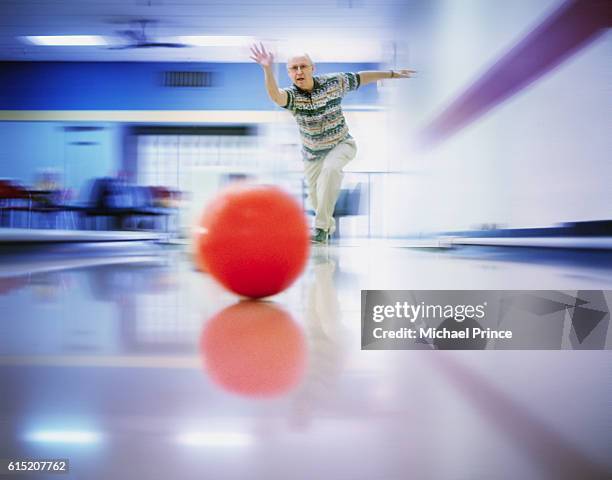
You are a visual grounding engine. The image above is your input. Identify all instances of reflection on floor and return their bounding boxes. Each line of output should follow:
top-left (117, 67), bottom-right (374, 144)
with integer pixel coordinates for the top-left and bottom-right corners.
top-left (0, 242), bottom-right (611, 480)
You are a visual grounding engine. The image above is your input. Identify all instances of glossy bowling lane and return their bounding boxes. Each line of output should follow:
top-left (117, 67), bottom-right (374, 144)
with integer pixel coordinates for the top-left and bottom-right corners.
top-left (0, 243), bottom-right (611, 479)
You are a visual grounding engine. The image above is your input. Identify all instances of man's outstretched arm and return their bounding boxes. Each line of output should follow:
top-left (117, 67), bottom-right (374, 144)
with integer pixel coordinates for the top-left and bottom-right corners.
top-left (358, 69), bottom-right (416, 86)
top-left (250, 43), bottom-right (288, 107)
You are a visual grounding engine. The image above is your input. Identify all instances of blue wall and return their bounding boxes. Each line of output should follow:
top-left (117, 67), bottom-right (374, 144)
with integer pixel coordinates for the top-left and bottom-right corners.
top-left (0, 61), bottom-right (380, 110)
top-left (0, 122), bottom-right (122, 197)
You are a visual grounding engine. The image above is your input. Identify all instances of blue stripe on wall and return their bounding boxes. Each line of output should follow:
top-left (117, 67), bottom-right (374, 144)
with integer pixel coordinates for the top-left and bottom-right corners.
top-left (0, 62), bottom-right (380, 110)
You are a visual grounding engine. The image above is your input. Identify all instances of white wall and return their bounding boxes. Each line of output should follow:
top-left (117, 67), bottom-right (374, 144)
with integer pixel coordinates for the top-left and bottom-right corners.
top-left (377, 0), bottom-right (612, 235)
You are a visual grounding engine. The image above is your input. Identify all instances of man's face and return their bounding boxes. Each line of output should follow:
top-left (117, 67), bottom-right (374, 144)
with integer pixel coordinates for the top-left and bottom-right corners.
top-left (287, 55), bottom-right (314, 89)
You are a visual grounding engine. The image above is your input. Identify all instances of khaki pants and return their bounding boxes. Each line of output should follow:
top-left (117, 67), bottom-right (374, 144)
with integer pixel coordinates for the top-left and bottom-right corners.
top-left (303, 138), bottom-right (357, 235)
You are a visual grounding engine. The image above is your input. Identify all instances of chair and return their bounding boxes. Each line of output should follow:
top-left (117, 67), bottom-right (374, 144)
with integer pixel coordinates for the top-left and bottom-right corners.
top-left (0, 180), bottom-right (33, 228)
top-left (332, 183), bottom-right (363, 238)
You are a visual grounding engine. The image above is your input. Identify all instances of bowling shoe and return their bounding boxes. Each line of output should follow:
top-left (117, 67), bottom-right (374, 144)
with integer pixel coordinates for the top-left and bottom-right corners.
top-left (311, 228), bottom-right (329, 244)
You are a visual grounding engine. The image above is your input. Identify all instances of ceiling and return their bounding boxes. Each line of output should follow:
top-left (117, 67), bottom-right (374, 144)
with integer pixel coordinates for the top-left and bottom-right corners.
top-left (0, 0), bottom-right (401, 62)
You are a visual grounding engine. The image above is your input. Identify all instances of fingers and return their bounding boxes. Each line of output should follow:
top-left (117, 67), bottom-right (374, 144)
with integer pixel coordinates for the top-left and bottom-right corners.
top-left (396, 69), bottom-right (417, 78)
top-left (250, 42), bottom-right (273, 64)
top-left (250, 44), bottom-right (261, 57)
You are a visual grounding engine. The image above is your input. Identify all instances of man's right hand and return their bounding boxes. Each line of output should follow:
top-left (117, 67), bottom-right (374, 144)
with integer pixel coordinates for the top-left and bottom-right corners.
top-left (250, 42), bottom-right (287, 107)
top-left (250, 43), bottom-right (274, 68)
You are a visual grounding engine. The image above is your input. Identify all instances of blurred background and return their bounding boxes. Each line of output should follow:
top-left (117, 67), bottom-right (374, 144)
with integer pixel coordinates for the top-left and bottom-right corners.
top-left (1, 0), bottom-right (609, 240)
top-left (0, 1), bottom-right (611, 479)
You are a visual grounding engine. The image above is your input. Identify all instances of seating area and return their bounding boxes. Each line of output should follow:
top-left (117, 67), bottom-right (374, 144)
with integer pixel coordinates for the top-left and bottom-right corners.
top-left (0, 177), bottom-right (179, 232)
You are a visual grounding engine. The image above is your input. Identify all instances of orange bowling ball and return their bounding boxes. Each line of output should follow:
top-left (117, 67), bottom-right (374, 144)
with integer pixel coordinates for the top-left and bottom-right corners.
top-left (195, 184), bottom-right (309, 298)
top-left (200, 301), bottom-right (307, 397)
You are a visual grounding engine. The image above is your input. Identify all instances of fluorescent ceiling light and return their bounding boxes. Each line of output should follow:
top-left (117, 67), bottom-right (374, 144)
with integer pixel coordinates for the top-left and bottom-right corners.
top-left (25, 429), bottom-right (102, 444)
top-left (22, 35), bottom-right (108, 46)
top-left (177, 36), bottom-right (255, 47)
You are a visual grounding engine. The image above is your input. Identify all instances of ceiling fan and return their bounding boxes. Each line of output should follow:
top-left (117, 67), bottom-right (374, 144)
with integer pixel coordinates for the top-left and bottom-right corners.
top-left (109, 19), bottom-right (189, 49)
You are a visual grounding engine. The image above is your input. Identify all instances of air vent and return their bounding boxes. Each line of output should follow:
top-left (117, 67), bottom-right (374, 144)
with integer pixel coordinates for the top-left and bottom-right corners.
top-left (163, 71), bottom-right (214, 87)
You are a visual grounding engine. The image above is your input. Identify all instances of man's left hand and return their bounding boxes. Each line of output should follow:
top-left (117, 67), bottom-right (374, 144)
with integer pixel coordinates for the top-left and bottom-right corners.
top-left (394, 69), bottom-right (417, 78)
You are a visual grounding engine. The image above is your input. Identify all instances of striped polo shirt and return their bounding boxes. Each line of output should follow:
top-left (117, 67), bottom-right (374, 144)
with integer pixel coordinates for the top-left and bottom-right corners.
top-left (282, 72), bottom-right (360, 161)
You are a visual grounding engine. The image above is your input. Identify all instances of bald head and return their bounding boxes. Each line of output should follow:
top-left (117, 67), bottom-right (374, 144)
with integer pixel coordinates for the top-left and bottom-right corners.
top-left (287, 53), bottom-right (313, 67)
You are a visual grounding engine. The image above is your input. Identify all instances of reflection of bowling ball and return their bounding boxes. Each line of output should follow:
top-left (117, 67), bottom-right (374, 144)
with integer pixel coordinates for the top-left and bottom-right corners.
top-left (195, 184), bottom-right (309, 298)
top-left (200, 301), bottom-right (307, 397)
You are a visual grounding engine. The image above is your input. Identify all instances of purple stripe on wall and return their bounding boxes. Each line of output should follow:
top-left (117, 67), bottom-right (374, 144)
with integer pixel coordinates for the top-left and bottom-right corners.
top-left (419, 0), bottom-right (612, 149)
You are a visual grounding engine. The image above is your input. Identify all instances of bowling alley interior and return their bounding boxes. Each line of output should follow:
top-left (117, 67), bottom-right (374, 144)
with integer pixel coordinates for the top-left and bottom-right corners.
top-left (1, 1), bottom-right (611, 479)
